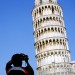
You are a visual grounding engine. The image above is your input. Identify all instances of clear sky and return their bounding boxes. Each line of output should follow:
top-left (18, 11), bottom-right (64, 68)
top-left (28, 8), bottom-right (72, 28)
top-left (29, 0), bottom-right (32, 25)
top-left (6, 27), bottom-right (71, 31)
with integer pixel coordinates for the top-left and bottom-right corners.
top-left (0, 0), bottom-right (75, 75)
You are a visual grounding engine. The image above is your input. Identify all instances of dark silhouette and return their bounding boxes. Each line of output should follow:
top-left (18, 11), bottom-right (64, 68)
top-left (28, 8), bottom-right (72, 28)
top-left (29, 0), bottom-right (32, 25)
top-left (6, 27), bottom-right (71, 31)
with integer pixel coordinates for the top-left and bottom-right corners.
top-left (6, 53), bottom-right (34, 75)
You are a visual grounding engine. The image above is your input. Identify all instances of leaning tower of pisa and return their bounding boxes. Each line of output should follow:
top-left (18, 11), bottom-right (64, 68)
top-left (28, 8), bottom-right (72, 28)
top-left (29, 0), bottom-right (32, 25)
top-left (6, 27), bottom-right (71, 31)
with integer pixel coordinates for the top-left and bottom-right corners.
top-left (32, 0), bottom-right (75, 75)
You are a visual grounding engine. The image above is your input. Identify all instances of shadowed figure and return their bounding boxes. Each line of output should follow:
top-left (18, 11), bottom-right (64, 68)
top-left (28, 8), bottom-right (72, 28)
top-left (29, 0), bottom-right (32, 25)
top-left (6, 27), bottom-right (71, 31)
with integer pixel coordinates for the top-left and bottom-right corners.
top-left (6, 53), bottom-right (34, 75)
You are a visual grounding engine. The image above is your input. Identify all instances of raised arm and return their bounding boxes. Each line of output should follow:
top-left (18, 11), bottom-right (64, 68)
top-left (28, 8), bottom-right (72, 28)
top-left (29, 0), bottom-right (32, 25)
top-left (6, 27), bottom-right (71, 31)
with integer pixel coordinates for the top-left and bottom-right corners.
top-left (20, 53), bottom-right (34, 75)
top-left (6, 60), bottom-right (12, 74)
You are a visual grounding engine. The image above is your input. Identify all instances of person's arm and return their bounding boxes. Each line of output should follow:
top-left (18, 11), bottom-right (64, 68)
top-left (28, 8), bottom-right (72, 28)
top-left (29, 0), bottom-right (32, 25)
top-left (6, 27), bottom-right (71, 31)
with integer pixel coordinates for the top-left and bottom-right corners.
top-left (20, 53), bottom-right (34, 75)
top-left (24, 56), bottom-right (34, 75)
top-left (6, 60), bottom-right (12, 74)
top-left (26, 61), bottom-right (34, 75)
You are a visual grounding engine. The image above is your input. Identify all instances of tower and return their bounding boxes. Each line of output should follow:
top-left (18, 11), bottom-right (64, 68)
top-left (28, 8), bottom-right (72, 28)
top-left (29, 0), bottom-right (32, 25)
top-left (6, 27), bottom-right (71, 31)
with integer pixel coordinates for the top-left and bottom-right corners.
top-left (32, 0), bottom-right (75, 75)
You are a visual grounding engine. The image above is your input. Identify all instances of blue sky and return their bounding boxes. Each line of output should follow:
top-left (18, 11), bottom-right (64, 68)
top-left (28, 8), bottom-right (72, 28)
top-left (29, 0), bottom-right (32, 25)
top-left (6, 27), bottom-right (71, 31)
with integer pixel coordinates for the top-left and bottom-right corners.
top-left (0, 0), bottom-right (75, 75)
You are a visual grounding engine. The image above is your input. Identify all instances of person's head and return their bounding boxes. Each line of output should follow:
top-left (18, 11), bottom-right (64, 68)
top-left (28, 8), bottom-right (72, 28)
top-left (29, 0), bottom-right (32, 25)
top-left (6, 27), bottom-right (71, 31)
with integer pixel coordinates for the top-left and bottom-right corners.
top-left (12, 54), bottom-right (22, 67)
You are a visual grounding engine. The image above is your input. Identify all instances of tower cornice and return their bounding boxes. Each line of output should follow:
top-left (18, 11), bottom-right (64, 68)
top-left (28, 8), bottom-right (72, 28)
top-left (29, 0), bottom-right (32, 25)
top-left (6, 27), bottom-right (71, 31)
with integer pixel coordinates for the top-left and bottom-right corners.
top-left (35, 49), bottom-right (70, 56)
top-left (34, 37), bottom-right (68, 43)
top-left (32, 3), bottom-right (62, 13)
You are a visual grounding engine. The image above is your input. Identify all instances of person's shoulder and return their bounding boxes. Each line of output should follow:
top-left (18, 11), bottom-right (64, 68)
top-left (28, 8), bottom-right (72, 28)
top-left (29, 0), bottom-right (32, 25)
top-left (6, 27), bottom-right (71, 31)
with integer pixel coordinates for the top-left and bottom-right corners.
top-left (21, 67), bottom-right (30, 74)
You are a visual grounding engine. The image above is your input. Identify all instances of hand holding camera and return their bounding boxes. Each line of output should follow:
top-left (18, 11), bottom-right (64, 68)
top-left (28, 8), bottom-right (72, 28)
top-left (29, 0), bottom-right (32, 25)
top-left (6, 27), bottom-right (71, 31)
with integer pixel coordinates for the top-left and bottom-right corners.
top-left (20, 53), bottom-right (29, 63)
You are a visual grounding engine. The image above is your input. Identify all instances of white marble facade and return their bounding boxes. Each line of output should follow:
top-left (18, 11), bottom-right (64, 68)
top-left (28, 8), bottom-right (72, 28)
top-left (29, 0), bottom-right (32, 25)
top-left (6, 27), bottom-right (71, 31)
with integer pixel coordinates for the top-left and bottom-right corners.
top-left (32, 0), bottom-right (75, 75)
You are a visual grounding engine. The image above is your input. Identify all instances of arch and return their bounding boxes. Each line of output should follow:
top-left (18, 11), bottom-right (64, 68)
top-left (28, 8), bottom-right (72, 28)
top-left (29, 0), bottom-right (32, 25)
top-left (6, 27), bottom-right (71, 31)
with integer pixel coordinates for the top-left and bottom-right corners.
top-left (56, 17), bottom-right (58, 21)
top-left (39, 30), bottom-right (40, 36)
top-left (62, 51), bottom-right (64, 54)
top-left (58, 28), bottom-right (60, 32)
top-left (45, 6), bottom-right (47, 9)
top-left (37, 45), bottom-right (39, 50)
top-left (49, 39), bottom-right (52, 43)
top-left (42, 6), bottom-right (44, 11)
top-left (53, 39), bottom-right (56, 44)
top-left (51, 52), bottom-right (53, 55)
top-left (35, 22), bottom-right (37, 28)
top-left (36, 33), bottom-right (38, 38)
top-left (36, 9), bottom-right (38, 14)
top-left (48, 5), bottom-right (50, 9)
top-left (41, 29), bottom-right (43, 34)
top-left (61, 28), bottom-right (64, 33)
top-left (47, 52), bottom-right (49, 55)
top-left (39, 7), bottom-right (41, 14)
top-left (42, 41), bottom-right (45, 45)
top-left (57, 6), bottom-right (58, 11)
top-left (56, 39), bottom-right (59, 44)
top-left (43, 18), bottom-right (46, 22)
top-left (55, 27), bottom-right (57, 32)
top-left (55, 51), bottom-right (57, 54)
top-left (55, 6), bottom-right (56, 10)
top-left (53, 17), bottom-right (55, 21)
top-left (46, 40), bottom-right (48, 44)
top-left (58, 9), bottom-right (59, 13)
top-left (51, 27), bottom-right (54, 32)
top-left (60, 39), bottom-right (62, 45)
top-left (63, 39), bottom-right (65, 45)
top-left (48, 28), bottom-right (50, 31)
top-left (44, 28), bottom-right (47, 32)
top-left (50, 17), bottom-right (52, 20)
top-left (57, 65), bottom-right (59, 67)
top-left (38, 20), bottom-right (40, 25)
top-left (35, 12), bottom-right (36, 17)
top-left (46, 17), bottom-right (49, 21)
top-left (58, 51), bottom-right (60, 54)
top-left (58, 18), bottom-right (60, 22)
top-left (44, 53), bottom-right (46, 56)
top-left (49, 66), bottom-right (51, 68)
top-left (41, 54), bottom-right (43, 57)
top-left (39, 41), bottom-right (42, 45)
top-left (39, 42), bottom-right (42, 48)
top-left (40, 19), bottom-right (42, 23)
top-left (52, 6), bottom-right (54, 14)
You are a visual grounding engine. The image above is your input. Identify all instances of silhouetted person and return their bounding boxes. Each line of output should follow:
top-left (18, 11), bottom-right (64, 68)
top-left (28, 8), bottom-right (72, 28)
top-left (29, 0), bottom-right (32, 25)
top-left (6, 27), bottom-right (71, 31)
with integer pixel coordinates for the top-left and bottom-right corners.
top-left (6, 53), bottom-right (34, 75)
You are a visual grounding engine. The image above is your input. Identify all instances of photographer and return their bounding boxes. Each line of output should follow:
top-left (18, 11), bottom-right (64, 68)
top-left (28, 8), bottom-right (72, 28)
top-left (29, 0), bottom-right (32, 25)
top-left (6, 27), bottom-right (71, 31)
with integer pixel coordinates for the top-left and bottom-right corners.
top-left (6, 53), bottom-right (34, 75)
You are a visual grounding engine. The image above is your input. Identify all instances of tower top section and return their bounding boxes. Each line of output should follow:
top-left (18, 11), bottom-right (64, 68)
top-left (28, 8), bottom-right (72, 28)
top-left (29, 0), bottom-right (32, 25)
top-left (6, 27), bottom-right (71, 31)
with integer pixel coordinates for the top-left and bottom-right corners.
top-left (35, 0), bottom-right (57, 6)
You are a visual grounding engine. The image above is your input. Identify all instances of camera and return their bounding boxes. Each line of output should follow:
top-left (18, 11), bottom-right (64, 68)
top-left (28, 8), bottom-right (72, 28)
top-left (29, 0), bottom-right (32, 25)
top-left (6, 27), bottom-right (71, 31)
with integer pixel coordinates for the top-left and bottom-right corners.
top-left (20, 53), bottom-right (29, 61)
